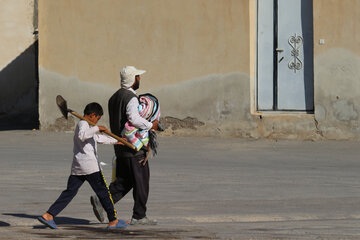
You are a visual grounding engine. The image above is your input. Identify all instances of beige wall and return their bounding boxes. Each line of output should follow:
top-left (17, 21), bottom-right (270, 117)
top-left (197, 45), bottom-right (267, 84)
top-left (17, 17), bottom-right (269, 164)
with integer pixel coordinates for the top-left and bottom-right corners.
top-left (247, 0), bottom-right (360, 140)
top-left (0, 0), bottom-right (38, 130)
top-left (39, 0), bottom-right (250, 130)
top-left (0, 0), bottom-right (35, 69)
top-left (313, 0), bottom-right (360, 139)
top-left (39, 0), bottom-right (249, 90)
top-left (314, 0), bottom-right (360, 55)
top-left (39, 0), bottom-right (360, 140)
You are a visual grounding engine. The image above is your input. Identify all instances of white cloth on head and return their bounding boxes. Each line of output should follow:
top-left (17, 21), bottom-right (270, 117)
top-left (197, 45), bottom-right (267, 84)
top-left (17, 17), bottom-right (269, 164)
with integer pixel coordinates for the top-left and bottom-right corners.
top-left (120, 66), bottom-right (146, 88)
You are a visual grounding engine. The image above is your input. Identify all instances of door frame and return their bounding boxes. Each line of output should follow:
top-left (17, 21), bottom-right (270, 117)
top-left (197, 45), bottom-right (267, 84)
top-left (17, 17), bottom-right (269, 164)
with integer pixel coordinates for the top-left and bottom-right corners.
top-left (249, 0), bottom-right (315, 115)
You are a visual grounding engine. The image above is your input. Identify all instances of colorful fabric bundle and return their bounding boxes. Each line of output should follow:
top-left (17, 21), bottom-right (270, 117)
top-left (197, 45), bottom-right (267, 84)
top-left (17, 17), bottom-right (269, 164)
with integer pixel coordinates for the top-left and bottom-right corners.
top-left (138, 94), bottom-right (160, 122)
top-left (123, 93), bottom-right (160, 151)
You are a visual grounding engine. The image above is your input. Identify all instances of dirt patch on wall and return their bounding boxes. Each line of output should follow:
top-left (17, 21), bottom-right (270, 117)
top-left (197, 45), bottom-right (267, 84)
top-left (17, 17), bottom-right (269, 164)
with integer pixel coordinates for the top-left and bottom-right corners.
top-left (160, 116), bottom-right (205, 130)
top-left (314, 48), bottom-right (360, 139)
top-left (47, 116), bottom-right (75, 132)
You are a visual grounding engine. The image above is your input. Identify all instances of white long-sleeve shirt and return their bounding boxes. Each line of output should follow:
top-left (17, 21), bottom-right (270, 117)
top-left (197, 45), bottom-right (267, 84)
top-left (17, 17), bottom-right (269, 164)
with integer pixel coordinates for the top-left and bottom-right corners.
top-left (71, 120), bottom-right (117, 175)
top-left (126, 88), bottom-right (153, 131)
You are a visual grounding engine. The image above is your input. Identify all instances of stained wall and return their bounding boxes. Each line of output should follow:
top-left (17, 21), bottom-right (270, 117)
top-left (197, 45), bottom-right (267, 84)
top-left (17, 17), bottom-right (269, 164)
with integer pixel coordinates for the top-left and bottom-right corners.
top-left (0, 0), bottom-right (38, 130)
top-left (38, 0), bottom-right (360, 140)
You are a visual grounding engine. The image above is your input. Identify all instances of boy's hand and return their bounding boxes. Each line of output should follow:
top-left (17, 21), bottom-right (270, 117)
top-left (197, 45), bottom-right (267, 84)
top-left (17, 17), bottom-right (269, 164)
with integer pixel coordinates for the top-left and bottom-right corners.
top-left (98, 126), bottom-right (107, 132)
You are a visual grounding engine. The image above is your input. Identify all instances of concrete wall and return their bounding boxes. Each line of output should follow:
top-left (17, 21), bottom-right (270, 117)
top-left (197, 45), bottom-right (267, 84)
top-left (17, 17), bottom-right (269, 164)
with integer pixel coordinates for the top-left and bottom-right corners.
top-left (38, 0), bottom-right (250, 132)
top-left (0, 0), bottom-right (39, 130)
top-left (39, 0), bottom-right (360, 140)
top-left (313, 0), bottom-right (360, 139)
top-left (246, 0), bottom-right (360, 140)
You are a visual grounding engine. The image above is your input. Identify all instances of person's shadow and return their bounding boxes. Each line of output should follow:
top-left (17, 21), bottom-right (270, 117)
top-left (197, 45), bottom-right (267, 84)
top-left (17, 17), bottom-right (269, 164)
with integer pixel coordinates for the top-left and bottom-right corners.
top-left (3, 213), bottom-right (91, 229)
top-left (0, 221), bottom-right (10, 227)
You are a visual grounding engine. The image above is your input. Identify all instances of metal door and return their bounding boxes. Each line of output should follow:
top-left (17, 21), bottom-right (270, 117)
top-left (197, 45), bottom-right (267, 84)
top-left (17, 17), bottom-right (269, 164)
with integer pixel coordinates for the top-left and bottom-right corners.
top-left (257, 0), bottom-right (314, 111)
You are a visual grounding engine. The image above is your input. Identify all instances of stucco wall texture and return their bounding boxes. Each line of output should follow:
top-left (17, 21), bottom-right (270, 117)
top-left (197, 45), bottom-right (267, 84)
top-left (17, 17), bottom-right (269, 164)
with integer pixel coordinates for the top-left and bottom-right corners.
top-left (0, 0), bottom-right (38, 130)
top-left (38, 0), bottom-right (251, 132)
top-left (0, 0), bottom-right (34, 69)
top-left (313, 0), bottom-right (360, 139)
top-left (39, 0), bottom-right (360, 140)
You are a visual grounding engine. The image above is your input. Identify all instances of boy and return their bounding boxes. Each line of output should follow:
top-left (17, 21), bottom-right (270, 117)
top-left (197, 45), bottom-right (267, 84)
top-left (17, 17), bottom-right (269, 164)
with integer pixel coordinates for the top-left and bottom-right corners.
top-left (38, 102), bottom-right (127, 229)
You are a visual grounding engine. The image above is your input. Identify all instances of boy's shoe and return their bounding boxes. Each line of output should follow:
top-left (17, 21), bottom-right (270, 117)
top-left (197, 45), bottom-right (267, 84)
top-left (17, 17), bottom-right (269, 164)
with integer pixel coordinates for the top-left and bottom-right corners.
top-left (37, 216), bottom-right (58, 229)
top-left (130, 216), bottom-right (157, 225)
top-left (107, 219), bottom-right (129, 229)
top-left (90, 195), bottom-right (105, 223)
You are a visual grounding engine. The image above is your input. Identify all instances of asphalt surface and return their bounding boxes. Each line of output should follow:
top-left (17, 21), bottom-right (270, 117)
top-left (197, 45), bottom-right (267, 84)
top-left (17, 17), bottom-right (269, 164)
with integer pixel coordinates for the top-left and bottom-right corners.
top-left (0, 130), bottom-right (360, 239)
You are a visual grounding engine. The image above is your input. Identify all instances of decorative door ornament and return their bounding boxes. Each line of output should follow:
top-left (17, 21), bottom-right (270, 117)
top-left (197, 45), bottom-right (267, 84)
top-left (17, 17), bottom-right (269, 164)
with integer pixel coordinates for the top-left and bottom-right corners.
top-left (288, 34), bottom-right (303, 73)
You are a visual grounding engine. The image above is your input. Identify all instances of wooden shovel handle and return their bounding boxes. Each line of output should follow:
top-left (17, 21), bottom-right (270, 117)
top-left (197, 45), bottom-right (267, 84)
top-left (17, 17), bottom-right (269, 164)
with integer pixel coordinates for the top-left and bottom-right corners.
top-left (69, 111), bottom-right (136, 150)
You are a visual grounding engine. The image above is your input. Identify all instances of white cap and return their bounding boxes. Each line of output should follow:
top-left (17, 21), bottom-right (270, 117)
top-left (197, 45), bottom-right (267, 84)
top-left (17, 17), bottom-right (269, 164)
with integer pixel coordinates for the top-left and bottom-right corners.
top-left (120, 66), bottom-right (146, 88)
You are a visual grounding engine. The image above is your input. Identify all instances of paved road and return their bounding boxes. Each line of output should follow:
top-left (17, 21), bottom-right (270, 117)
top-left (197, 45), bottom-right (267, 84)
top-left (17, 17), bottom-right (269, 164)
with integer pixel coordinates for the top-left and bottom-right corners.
top-left (0, 130), bottom-right (360, 239)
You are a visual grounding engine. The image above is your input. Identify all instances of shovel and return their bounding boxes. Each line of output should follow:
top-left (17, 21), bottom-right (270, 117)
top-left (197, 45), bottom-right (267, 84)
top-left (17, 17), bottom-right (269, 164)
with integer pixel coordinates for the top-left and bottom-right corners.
top-left (56, 95), bottom-right (136, 150)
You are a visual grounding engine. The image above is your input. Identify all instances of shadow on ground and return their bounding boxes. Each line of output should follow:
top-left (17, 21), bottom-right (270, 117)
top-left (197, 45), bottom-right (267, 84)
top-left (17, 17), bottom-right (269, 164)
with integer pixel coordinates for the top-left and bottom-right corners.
top-left (3, 213), bottom-right (217, 239)
top-left (22, 225), bottom-right (217, 240)
top-left (0, 221), bottom-right (10, 227)
top-left (3, 213), bottom-right (90, 225)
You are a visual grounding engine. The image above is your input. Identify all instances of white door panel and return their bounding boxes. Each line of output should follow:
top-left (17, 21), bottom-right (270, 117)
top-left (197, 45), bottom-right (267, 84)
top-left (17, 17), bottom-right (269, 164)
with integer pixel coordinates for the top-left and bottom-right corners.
top-left (277, 0), bottom-right (314, 110)
top-left (257, 0), bottom-right (314, 111)
top-left (257, 0), bottom-right (274, 110)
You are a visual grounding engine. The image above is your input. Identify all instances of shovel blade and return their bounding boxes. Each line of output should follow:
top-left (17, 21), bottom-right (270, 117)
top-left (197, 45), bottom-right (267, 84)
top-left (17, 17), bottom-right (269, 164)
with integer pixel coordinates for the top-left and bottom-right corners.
top-left (56, 95), bottom-right (69, 119)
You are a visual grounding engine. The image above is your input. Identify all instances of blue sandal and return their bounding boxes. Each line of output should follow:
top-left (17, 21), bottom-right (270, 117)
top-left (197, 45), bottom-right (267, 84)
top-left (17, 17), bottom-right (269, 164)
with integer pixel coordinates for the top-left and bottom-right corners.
top-left (37, 216), bottom-right (58, 229)
top-left (107, 219), bottom-right (128, 229)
